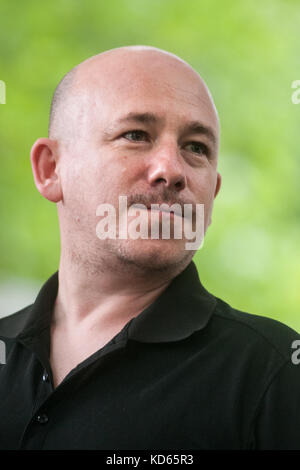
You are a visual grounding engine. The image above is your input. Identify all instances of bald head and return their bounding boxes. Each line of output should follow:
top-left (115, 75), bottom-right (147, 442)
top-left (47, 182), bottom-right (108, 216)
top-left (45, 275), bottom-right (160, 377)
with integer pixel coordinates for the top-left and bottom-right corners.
top-left (48, 66), bottom-right (77, 138)
top-left (48, 46), bottom-right (219, 142)
top-left (33, 45), bottom-right (221, 276)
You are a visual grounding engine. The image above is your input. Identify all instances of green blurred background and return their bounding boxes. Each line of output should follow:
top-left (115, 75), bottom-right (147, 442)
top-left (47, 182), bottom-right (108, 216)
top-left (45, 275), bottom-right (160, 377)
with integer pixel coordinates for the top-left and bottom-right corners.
top-left (0, 0), bottom-right (299, 330)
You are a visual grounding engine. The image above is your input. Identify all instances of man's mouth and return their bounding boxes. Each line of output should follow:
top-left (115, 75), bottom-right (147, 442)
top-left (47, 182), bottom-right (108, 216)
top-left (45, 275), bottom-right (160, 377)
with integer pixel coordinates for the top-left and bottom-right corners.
top-left (131, 204), bottom-right (183, 218)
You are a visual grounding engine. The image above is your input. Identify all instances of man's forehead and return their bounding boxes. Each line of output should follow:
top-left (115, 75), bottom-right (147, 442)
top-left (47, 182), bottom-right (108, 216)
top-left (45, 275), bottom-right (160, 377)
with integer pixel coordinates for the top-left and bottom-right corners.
top-left (73, 47), bottom-right (213, 107)
top-left (59, 47), bottom-right (219, 141)
top-left (74, 46), bottom-right (199, 81)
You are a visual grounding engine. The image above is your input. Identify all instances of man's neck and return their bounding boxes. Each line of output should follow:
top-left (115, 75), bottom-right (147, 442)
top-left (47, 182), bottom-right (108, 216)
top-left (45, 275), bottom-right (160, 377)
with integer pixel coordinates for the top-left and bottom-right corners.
top-left (49, 251), bottom-right (189, 388)
top-left (52, 255), bottom-right (177, 332)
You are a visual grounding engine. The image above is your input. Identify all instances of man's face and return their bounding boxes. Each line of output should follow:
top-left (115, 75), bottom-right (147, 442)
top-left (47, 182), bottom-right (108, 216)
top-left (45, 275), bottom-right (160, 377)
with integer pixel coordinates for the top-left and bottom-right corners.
top-left (57, 50), bottom-right (221, 272)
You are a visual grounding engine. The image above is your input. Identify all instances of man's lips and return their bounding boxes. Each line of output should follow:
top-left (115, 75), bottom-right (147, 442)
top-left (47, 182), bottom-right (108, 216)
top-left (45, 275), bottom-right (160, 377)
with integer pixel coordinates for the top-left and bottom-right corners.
top-left (150, 207), bottom-right (184, 217)
top-left (131, 204), bottom-right (183, 218)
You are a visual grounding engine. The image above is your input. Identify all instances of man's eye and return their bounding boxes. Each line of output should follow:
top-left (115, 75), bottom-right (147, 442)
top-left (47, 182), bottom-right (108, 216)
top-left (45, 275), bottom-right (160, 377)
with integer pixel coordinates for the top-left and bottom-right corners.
top-left (185, 142), bottom-right (208, 156)
top-left (123, 130), bottom-right (148, 142)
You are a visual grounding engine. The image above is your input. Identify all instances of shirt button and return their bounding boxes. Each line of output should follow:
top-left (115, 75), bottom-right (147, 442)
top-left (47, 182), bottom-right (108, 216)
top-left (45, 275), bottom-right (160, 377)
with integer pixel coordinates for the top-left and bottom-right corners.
top-left (42, 371), bottom-right (49, 382)
top-left (36, 413), bottom-right (49, 424)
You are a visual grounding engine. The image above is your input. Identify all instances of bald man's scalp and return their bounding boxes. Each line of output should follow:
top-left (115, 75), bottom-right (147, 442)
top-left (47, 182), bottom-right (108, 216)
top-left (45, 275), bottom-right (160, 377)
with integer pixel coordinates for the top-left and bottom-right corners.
top-left (48, 46), bottom-right (219, 142)
top-left (48, 66), bottom-right (78, 139)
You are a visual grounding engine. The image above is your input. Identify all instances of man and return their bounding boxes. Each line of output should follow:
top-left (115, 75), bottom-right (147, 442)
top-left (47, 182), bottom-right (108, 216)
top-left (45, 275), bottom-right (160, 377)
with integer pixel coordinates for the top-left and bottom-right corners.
top-left (0, 46), bottom-right (300, 450)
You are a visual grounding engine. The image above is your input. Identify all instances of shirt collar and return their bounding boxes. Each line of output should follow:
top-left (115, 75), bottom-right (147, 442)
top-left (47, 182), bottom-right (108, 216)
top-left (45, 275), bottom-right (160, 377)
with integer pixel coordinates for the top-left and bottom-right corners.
top-left (128, 261), bottom-right (216, 342)
top-left (11, 261), bottom-right (216, 344)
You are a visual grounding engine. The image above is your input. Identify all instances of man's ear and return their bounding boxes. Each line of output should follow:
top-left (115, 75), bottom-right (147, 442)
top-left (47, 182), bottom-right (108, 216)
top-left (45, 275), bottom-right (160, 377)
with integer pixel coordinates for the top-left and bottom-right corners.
top-left (214, 172), bottom-right (222, 199)
top-left (206, 172), bottom-right (222, 228)
top-left (30, 138), bottom-right (63, 203)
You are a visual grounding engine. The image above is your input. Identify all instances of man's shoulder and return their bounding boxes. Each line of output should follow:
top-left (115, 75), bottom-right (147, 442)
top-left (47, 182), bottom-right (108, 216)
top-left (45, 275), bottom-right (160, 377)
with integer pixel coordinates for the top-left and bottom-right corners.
top-left (0, 305), bottom-right (33, 339)
top-left (0, 271), bottom-right (58, 340)
top-left (211, 296), bottom-right (300, 362)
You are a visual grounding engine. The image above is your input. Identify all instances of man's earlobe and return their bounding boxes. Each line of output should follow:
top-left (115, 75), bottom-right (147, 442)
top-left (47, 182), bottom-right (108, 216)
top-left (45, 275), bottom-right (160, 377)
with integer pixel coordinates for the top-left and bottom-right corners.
top-left (207, 173), bottom-right (222, 227)
top-left (30, 138), bottom-right (63, 203)
top-left (214, 172), bottom-right (222, 199)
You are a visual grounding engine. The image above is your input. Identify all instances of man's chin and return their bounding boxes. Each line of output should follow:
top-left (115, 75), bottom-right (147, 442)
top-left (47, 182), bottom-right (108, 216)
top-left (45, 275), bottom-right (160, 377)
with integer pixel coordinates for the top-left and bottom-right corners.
top-left (114, 238), bottom-right (194, 272)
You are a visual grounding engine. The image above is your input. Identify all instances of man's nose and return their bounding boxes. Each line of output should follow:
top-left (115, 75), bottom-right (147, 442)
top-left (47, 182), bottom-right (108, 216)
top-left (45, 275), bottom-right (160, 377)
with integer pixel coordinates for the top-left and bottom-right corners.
top-left (147, 142), bottom-right (187, 191)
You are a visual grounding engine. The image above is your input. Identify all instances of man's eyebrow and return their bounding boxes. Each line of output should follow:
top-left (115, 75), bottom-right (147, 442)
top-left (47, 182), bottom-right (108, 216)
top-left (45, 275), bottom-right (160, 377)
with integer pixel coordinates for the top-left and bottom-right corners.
top-left (102, 113), bottom-right (158, 139)
top-left (114, 112), bottom-right (159, 126)
top-left (181, 121), bottom-right (217, 146)
top-left (104, 112), bottom-right (217, 146)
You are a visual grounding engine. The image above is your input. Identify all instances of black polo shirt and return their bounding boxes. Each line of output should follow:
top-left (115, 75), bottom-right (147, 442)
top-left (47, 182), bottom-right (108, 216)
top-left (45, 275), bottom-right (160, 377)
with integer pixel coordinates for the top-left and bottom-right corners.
top-left (0, 261), bottom-right (300, 450)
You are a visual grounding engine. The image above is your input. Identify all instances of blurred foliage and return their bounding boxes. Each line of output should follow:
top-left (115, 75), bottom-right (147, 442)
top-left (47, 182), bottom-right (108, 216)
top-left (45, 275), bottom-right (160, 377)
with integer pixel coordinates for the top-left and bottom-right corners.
top-left (0, 0), bottom-right (299, 330)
